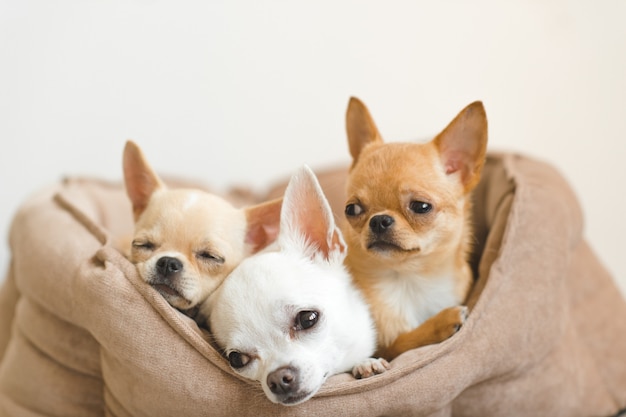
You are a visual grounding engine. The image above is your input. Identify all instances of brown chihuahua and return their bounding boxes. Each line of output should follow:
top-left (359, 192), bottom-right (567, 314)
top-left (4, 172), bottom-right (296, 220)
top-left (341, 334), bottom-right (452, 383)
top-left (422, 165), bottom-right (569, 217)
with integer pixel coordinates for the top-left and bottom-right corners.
top-left (342, 97), bottom-right (488, 360)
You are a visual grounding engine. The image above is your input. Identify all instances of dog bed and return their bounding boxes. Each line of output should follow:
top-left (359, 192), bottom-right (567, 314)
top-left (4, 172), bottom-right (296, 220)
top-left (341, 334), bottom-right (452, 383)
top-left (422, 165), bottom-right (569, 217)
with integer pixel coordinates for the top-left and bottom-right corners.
top-left (1, 153), bottom-right (625, 417)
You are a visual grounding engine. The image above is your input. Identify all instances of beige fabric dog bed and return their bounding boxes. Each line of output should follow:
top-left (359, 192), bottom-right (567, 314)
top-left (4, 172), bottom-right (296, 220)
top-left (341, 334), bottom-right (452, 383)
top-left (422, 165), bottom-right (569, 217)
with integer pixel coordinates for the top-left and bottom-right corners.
top-left (1, 153), bottom-right (625, 417)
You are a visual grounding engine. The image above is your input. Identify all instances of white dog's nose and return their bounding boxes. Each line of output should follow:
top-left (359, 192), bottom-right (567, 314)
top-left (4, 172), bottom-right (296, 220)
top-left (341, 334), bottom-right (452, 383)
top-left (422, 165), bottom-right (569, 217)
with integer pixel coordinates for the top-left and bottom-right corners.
top-left (267, 366), bottom-right (299, 396)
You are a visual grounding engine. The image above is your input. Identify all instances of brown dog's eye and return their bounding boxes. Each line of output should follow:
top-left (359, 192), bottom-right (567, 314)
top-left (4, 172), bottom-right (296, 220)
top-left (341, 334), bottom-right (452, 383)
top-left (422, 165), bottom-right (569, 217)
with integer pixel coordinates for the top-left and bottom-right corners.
top-left (228, 351), bottom-right (250, 369)
top-left (410, 201), bottom-right (432, 214)
top-left (345, 203), bottom-right (363, 217)
top-left (295, 310), bottom-right (319, 331)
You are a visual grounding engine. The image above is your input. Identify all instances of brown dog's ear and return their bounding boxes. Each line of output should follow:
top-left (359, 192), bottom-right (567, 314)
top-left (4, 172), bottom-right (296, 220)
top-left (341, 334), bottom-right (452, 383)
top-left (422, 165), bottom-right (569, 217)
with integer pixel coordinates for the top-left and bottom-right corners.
top-left (345, 97), bottom-right (384, 164)
top-left (244, 197), bottom-right (283, 253)
top-left (434, 101), bottom-right (488, 192)
top-left (123, 140), bottom-right (165, 221)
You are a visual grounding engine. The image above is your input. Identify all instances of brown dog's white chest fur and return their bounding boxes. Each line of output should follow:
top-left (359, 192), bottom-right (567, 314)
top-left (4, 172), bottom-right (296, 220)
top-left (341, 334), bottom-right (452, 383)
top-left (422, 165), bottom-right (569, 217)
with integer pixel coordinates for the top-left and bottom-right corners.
top-left (358, 267), bottom-right (471, 348)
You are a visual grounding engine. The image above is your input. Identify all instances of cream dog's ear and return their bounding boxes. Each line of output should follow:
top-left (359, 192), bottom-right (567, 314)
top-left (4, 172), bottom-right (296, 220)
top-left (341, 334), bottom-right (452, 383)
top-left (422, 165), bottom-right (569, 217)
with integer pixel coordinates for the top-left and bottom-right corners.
top-left (244, 197), bottom-right (283, 253)
top-left (123, 140), bottom-right (166, 221)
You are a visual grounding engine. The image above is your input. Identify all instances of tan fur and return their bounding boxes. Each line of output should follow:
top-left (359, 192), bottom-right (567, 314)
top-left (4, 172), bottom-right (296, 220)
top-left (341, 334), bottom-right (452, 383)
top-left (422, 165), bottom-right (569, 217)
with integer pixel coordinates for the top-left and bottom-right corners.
top-left (123, 140), bottom-right (282, 312)
top-left (342, 98), bottom-right (488, 360)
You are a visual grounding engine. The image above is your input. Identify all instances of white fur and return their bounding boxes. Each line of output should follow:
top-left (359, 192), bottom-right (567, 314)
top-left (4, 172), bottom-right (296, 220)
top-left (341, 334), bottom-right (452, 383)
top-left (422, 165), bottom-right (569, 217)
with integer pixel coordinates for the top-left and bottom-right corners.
top-left (182, 192), bottom-right (200, 211)
top-left (203, 166), bottom-right (386, 406)
top-left (376, 270), bottom-right (459, 331)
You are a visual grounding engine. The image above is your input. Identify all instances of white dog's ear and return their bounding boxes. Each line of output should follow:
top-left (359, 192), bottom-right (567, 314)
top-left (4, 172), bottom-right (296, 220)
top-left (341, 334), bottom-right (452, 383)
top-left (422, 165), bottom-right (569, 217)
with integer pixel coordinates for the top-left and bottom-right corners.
top-left (280, 165), bottom-right (346, 261)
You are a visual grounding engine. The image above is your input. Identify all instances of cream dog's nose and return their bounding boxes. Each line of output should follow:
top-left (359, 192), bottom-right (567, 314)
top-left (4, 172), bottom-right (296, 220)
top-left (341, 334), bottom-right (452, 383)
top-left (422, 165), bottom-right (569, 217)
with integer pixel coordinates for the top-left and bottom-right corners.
top-left (156, 256), bottom-right (183, 277)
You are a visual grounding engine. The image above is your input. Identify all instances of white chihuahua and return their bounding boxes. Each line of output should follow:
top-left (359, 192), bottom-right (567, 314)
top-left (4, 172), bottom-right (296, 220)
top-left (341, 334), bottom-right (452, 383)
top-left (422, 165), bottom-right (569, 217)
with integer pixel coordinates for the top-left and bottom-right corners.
top-left (203, 166), bottom-right (389, 406)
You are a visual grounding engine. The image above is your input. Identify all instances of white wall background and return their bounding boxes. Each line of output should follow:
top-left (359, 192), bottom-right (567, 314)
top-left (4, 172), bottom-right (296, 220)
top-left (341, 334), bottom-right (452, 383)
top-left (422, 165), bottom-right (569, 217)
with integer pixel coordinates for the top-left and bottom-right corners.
top-left (1, 0), bottom-right (624, 295)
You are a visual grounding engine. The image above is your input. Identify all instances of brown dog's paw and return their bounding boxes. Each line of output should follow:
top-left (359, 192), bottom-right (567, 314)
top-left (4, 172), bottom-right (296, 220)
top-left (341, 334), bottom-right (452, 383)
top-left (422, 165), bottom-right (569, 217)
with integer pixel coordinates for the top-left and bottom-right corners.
top-left (428, 305), bottom-right (469, 342)
top-left (444, 305), bottom-right (469, 336)
top-left (352, 357), bottom-right (390, 379)
top-left (379, 305), bottom-right (469, 360)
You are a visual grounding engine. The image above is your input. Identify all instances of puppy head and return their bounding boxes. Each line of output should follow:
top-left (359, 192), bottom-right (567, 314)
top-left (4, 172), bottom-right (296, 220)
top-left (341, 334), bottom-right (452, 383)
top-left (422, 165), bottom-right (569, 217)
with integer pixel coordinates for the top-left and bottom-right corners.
top-left (343, 98), bottom-right (488, 273)
top-left (123, 140), bottom-right (281, 310)
top-left (207, 166), bottom-right (376, 406)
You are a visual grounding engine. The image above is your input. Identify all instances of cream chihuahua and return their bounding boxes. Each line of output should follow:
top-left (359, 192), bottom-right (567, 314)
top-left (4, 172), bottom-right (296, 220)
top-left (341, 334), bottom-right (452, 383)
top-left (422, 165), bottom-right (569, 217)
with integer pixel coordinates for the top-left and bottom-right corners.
top-left (204, 166), bottom-right (388, 406)
top-left (123, 140), bottom-right (282, 313)
top-left (342, 97), bottom-right (488, 360)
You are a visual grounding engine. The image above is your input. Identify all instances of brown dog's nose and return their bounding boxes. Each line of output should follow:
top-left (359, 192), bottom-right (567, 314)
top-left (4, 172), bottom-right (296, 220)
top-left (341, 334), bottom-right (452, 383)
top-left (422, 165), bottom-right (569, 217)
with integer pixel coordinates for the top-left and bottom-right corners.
top-left (156, 256), bottom-right (183, 277)
top-left (369, 214), bottom-right (394, 234)
top-left (267, 366), bottom-right (299, 396)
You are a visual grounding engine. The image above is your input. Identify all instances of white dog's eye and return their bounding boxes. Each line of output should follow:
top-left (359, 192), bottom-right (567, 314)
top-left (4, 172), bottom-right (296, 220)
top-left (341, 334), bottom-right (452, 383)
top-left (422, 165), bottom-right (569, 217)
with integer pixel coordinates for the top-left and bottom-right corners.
top-left (295, 310), bottom-right (319, 331)
top-left (345, 203), bottom-right (364, 217)
top-left (228, 351), bottom-right (250, 369)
